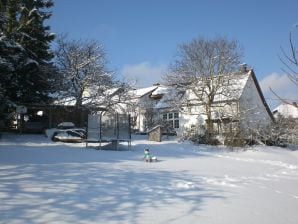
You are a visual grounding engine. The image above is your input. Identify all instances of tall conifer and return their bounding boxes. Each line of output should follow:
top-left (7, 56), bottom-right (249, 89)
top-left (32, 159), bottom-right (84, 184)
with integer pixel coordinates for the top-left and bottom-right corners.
top-left (0, 0), bottom-right (55, 105)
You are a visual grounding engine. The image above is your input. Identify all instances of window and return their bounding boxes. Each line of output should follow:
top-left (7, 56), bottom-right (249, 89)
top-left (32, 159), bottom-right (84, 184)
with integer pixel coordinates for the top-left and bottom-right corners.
top-left (174, 119), bottom-right (179, 128)
top-left (174, 112), bottom-right (179, 118)
top-left (162, 112), bottom-right (179, 129)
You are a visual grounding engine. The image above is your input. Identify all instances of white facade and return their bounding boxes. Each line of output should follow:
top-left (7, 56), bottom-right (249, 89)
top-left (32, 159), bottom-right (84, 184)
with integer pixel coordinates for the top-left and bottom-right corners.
top-left (131, 70), bottom-right (273, 138)
top-left (129, 86), bottom-right (158, 132)
top-left (272, 103), bottom-right (298, 118)
top-left (238, 74), bottom-right (273, 134)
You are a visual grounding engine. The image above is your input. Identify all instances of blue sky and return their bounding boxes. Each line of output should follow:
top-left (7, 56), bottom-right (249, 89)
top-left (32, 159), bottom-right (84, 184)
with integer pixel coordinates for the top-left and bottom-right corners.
top-left (49, 0), bottom-right (298, 108)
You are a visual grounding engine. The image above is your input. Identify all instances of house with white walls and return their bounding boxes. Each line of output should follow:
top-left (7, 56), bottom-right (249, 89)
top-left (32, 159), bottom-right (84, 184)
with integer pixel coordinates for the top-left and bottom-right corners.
top-left (132, 69), bottom-right (274, 140)
top-left (272, 103), bottom-right (298, 118)
top-left (128, 86), bottom-right (159, 132)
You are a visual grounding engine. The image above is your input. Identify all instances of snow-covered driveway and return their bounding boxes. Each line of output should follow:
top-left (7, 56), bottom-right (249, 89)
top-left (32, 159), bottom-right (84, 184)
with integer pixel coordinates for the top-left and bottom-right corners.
top-left (0, 134), bottom-right (298, 224)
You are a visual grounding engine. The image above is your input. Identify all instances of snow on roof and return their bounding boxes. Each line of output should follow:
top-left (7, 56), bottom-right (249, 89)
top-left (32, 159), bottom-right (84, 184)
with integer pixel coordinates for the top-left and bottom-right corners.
top-left (52, 87), bottom-right (121, 107)
top-left (154, 86), bottom-right (178, 109)
top-left (133, 86), bottom-right (158, 98)
top-left (52, 71), bottom-right (255, 111)
top-left (154, 71), bottom-right (252, 109)
top-left (272, 103), bottom-right (298, 118)
top-left (53, 97), bottom-right (77, 106)
top-left (151, 86), bottom-right (171, 96)
top-left (213, 72), bottom-right (250, 102)
top-left (180, 72), bottom-right (250, 103)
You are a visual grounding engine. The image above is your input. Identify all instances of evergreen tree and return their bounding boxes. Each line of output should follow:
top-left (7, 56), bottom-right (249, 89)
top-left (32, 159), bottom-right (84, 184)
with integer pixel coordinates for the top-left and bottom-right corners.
top-left (6, 0), bottom-right (18, 36)
top-left (0, 0), bottom-right (55, 127)
top-left (0, 0), bottom-right (55, 105)
top-left (18, 0), bottom-right (55, 62)
top-left (0, 0), bottom-right (8, 33)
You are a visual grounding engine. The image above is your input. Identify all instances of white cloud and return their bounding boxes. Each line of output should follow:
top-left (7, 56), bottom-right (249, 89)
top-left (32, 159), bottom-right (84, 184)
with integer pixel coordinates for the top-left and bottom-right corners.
top-left (259, 73), bottom-right (298, 109)
top-left (260, 73), bottom-right (289, 93)
top-left (121, 62), bottom-right (167, 87)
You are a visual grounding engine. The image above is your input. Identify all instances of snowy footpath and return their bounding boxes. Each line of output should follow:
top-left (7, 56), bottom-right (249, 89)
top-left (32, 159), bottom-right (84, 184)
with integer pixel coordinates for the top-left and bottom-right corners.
top-left (0, 133), bottom-right (298, 224)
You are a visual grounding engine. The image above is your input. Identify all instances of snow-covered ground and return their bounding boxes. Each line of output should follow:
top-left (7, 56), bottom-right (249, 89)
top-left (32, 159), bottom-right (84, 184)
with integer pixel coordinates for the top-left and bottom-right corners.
top-left (0, 133), bottom-right (298, 224)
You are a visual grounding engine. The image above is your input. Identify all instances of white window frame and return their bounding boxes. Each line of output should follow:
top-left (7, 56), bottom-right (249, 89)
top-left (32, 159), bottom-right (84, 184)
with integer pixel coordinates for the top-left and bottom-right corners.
top-left (162, 112), bottom-right (179, 129)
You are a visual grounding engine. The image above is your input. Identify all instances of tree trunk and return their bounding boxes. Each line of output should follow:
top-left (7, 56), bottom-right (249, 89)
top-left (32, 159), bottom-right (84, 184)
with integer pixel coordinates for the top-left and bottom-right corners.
top-left (205, 102), bottom-right (213, 140)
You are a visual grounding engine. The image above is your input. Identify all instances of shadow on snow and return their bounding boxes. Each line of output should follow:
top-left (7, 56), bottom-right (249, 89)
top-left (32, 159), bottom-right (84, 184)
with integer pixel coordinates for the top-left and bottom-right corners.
top-left (0, 133), bottom-right (224, 223)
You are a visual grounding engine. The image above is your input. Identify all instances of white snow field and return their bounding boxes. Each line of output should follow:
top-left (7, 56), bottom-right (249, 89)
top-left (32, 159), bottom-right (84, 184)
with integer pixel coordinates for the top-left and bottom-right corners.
top-left (0, 133), bottom-right (298, 224)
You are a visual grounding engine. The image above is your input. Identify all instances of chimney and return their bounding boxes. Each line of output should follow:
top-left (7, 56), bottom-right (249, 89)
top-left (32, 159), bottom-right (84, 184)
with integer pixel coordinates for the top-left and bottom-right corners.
top-left (239, 63), bottom-right (247, 73)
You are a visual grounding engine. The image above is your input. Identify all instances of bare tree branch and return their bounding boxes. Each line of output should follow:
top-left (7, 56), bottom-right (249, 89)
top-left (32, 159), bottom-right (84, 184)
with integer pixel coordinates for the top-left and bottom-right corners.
top-left (54, 35), bottom-right (121, 110)
top-left (164, 36), bottom-right (243, 139)
top-left (273, 27), bottom-right (298, 103)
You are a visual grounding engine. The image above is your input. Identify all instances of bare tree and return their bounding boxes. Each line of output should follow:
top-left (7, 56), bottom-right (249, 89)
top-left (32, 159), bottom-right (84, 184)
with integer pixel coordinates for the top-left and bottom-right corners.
top-left (271, 26), bottom-right (298, 108)
top-left (280, 27), bottom-right (298, 85)
top-left (54, 35), bottom-right (115, 109)
top-left (251, 114), bottom-right (298, 146)
top-left (142, 107), bottom-right (156, 130)
top-left (164, 36), bottom-right (243, 139)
